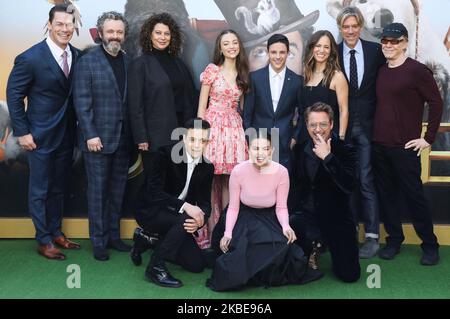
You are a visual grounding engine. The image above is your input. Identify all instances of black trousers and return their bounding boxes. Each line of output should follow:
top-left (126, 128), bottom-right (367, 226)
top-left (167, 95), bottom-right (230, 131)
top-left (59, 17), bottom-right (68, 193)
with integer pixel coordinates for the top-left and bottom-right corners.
top-left (372, 144), bottom-right (439, 252)
top-left (135, 208), bottom-right (206, 273)
top-left (290, 210), bottom-right (360, 283)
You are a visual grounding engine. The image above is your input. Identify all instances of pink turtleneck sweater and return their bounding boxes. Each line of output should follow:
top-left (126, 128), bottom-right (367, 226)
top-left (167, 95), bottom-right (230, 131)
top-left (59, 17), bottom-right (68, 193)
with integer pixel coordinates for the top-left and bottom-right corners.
top-left (224, 160), bottom-right (291, 238)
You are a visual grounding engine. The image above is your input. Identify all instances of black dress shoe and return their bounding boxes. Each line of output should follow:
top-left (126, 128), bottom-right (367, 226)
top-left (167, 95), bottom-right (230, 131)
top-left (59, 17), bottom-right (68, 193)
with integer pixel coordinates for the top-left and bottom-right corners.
top-left (131, 228), bottom-right (159, 266)
top-left (420, 250), bottom-right (439, 266)
top-left (145, 264), bottom-right (183, 288)
top-left (93, 247), bottom-right (109, 261)
top-left (378, 244), bottom-right (400, 260)
top-left (108, 239), bottom-right (132, 252)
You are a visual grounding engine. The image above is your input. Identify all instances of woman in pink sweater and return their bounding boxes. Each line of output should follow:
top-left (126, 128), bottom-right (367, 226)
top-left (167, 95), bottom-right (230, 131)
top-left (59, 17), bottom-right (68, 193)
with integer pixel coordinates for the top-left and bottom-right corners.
top-left (206, 133), bottom-right (323, 291)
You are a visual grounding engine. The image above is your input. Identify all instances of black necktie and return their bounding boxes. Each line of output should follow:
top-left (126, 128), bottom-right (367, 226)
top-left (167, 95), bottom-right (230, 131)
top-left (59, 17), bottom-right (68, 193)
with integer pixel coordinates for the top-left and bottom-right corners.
top-left (349, 49), bottom-right (358, 93)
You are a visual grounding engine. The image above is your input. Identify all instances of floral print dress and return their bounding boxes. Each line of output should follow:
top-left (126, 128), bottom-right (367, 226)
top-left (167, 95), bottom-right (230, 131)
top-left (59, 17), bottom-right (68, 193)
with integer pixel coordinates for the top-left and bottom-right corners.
top-left (201, 63), bottom-right (248, 175)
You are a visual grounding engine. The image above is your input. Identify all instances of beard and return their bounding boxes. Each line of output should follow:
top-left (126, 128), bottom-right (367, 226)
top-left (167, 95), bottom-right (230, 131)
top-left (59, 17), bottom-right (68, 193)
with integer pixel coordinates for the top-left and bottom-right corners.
top-left (103, 38), bottom-right (123, 55)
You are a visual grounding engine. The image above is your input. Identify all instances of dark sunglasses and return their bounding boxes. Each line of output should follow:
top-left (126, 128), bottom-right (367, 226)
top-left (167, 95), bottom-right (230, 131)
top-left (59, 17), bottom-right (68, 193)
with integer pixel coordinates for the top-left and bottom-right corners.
top-left (381, 38), bottom-right (404, 45)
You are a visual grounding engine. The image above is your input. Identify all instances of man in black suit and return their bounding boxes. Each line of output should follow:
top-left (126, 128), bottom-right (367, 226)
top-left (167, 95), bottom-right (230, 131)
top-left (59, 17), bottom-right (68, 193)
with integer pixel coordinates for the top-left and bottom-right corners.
top-left (132, 118), bottom-right (214, 288)
top-left (6, 4), bottom-right (81, 260)
top-left (290, 102), bottom-right (360, 283)
top-left (73, 12), bottom-right (131, 261)
top-left (336, 6), bottom-right (386, 258)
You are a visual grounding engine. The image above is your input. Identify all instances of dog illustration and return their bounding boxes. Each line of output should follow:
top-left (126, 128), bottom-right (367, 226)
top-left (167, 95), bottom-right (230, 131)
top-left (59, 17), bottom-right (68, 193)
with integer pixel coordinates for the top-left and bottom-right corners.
top-left (235, 0), bottom-right (281, 35)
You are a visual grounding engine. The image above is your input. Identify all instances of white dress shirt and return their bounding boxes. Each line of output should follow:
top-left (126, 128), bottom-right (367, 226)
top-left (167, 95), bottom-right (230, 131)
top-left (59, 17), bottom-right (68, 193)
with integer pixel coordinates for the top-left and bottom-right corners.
top-left (46, 37), bottom-right (72, 73)
top-left (269, 64), bottom-right (286, 112)
top-left (178, 152), bottom-right (200, 213)
top-left (343, 39), bottom-right (364, 88)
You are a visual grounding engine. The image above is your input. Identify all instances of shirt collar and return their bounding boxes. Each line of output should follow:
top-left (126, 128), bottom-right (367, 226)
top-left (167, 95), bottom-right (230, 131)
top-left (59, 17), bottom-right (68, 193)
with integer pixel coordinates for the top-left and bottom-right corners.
top-left (186, 151), bottom-right (200, 166)
top-left (269, 64), bottom-right (286, 79)
top-left (343, 39), bottom-right (362, 56)
top-left (46, 37), bottom-right (71, 57)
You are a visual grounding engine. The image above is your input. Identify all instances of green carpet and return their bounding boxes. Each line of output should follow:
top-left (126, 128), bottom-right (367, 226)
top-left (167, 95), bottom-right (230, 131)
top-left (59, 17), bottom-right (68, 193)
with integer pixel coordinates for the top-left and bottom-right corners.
top-left (0, 240), bottom-right (449, 299)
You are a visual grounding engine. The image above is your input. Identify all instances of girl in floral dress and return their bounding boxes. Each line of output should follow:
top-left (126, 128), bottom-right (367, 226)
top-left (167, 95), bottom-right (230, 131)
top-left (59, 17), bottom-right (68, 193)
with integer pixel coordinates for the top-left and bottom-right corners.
top-left (197, 30), bottom-right (250, 247)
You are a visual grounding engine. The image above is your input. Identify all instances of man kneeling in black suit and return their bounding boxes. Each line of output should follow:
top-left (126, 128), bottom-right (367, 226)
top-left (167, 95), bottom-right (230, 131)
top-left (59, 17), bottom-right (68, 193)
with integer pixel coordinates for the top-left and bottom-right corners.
top-left (131, 118), bottom-right (214, 288)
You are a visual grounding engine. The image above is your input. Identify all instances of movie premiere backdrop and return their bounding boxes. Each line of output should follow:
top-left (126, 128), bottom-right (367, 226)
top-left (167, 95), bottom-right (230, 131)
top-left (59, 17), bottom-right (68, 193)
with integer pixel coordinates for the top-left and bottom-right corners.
top-left (0, 0), bottom-right (449, 222)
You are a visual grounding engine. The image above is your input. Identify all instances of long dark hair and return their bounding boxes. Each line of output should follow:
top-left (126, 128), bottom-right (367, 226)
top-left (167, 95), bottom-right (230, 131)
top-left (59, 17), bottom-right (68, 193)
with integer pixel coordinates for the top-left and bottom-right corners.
top-left (212, 29), bottom-right (250, 93)
top-left (139, 12), bottom-right (182, 57)
top-left (303, 30), bottom-right (341, 87)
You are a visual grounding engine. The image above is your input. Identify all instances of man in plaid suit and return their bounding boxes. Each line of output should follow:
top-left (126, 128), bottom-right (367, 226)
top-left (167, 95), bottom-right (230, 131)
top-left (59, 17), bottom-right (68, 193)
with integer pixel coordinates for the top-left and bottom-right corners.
top-left (73, 12), bottom-right (131, 261)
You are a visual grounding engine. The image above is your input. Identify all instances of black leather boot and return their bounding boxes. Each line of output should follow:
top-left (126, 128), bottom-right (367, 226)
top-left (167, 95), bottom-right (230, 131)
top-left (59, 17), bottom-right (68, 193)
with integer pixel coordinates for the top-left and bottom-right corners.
top-left (130, 227), bottom-right (159, 266)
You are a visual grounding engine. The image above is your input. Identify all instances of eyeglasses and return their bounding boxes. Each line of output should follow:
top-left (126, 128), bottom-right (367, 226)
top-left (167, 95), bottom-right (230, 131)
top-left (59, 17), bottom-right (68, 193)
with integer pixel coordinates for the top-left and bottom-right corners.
top-left (381, 38), bottom-right (404, 45)
top-left (307, 122), bottom-right (330, 130)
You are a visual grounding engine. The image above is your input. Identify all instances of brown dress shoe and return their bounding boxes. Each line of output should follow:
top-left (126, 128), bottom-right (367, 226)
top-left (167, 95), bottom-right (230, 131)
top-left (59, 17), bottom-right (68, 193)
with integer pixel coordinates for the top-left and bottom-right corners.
top-left (54, 236), bottom-right (81, 249)
top-left (38, 242), bottom-right (66, 260)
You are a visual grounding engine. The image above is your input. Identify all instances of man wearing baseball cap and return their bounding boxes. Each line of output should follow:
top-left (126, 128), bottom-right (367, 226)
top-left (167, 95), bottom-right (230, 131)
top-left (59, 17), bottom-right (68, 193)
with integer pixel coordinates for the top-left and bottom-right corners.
top-left (373, 22), bottom-right (443, 265)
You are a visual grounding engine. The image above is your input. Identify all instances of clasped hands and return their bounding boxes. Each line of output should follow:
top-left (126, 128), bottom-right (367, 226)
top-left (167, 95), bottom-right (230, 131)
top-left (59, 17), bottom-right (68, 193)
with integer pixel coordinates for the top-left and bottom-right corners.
top-left (183, 203), bottom-right (205, 234)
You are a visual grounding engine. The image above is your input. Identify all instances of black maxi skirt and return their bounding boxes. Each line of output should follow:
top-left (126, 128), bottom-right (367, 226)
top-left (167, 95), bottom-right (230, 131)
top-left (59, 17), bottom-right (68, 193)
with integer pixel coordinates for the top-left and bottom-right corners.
top-left (207, 204), bottom-right (308, 291)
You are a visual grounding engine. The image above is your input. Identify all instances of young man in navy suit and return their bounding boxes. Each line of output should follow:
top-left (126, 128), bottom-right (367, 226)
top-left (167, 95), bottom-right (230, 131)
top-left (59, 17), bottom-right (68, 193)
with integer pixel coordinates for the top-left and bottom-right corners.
top-left (244, 34), bottom-right (302, 173)
top-left (7, 4), bottom-right (81, 260)
top-left (336, 6), bottom-right (386, 258)
top-left (73, 12), bottom-right (131, 261)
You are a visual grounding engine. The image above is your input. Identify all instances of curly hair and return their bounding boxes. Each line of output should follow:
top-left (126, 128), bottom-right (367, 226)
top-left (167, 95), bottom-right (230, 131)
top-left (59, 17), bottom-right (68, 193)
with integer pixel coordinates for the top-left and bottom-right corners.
top-left (212, 29), bottom-right (250, 93)
top-left (303, 30), bottom-right (341, 87)
top-left (139, 12), bottom-right (182, 57)
top-left (96, 11), bottom-right (129, 36)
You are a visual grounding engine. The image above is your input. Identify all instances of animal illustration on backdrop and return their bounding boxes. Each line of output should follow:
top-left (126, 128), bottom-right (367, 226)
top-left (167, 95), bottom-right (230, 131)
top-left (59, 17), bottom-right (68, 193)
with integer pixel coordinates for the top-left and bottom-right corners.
top-left (46, 0), bottom-right (82, 35)
top-left (235, 0), bottom-right (281, 35)
top-left (326, 0), bottom-right (450, 73)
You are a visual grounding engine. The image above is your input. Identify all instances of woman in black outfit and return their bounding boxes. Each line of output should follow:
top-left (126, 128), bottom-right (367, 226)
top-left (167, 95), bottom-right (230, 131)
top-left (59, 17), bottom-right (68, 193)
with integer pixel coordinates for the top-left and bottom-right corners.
top-left (128, 12), bottom-right (196, 155)
top-left (298, 30), bottom-right (349, 141)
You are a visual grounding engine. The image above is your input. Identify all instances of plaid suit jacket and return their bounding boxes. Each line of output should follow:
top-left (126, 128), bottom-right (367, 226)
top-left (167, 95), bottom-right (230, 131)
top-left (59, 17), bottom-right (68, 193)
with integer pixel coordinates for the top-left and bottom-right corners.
top-left (73, 46), bottom-right (129, 154)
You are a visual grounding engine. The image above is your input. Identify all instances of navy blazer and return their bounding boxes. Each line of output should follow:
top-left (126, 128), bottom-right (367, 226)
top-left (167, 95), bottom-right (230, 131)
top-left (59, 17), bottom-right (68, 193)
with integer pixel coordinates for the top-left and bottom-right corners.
top-left (244, 65), bottom-right (302, 170)
top-left (72, 46), bottom-right (129, 154)
top-left (6, 40), bottom-right (80, 152)
top-left (338, 39), bottom-right (386, 138)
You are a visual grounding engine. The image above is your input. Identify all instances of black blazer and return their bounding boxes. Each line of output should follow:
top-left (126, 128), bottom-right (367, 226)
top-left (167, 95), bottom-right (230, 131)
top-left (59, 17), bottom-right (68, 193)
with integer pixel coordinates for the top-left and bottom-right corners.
top-left (127, 53), bottom-right (196, 151)
top-left (142, 143), bottom-right (214, 220)
top-left (291, 136), bottom-right (356, 224)
top-left (338, 39), bottom-right (386, 138)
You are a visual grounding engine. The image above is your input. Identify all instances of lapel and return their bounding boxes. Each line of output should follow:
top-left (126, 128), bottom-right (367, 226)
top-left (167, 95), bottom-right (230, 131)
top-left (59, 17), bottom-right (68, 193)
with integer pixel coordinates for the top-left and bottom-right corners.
top-left (338, 42), bottom-right (348, 82)
top-left (94, 46), bottom-right (124, 100)
top-left (304, 140), bottom-right (320, 182)
top-left (276, 68), bottom-right (292, 115)
top-left (177, 151), bottom-right (188, 189)
top-left (68, 44), bottom-right (79, 81)
top-left (261, 66), bottom-right (274, 115)
top-left (40, 40), bottom-right (68, 89)
top-left (360, 39), bottom-right (370, 90)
